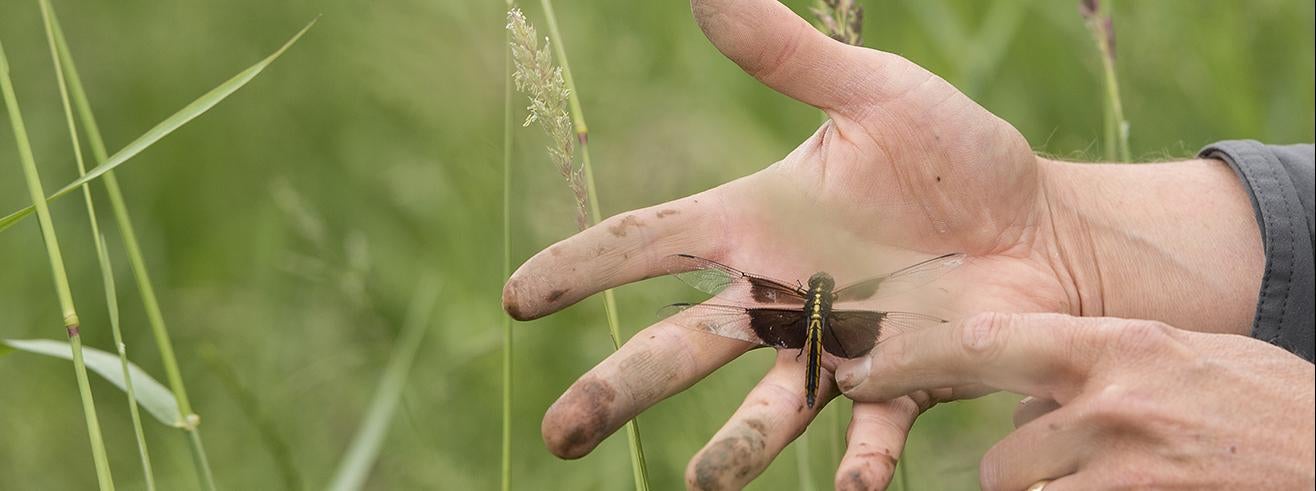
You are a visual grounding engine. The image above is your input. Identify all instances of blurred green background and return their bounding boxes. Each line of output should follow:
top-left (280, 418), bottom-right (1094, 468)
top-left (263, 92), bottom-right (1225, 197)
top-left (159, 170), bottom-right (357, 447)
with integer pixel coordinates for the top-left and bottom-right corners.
top-left (1, 0), bottom-right (1312, 489)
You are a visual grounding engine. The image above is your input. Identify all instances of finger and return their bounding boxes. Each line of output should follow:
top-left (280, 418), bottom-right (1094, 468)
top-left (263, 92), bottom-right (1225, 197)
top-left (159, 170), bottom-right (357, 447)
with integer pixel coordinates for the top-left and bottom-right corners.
top-left (686, 351), bottom-right (836, 491)
top-left (542, 319), bottom-right (752, 459)
top-left (979, 407), bottom-right (1089, 491)
top-left (837, 313), bottom-right (1125, 403)
top-left (504, 188), bottom-right (730, 321)
top-left (1013, 396), bottom-right (1061, 428)
top-left (834, 398), bottom-right (922, 491)
top-left (690, 0), bottom-right (914, 115)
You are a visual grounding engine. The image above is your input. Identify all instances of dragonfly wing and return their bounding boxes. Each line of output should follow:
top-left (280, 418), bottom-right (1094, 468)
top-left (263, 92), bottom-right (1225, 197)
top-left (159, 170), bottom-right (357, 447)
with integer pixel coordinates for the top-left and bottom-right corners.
top-left (832, 253), bottom-right (966, 302)
top-left (824, 310), bottom-right (947, 358)
top-left (658, 302), bottom-right (807, 349)
top-left (664, 254), bottom-right (808, 305)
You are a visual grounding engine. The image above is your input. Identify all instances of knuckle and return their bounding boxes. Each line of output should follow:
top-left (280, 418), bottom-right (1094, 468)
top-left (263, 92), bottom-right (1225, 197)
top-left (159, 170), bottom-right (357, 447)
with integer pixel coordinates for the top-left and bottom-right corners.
top-left (1107, 320), bottom-right (1177, 354)
top-left (1082, 384), bottom-right (1144, 429)
top-left (870, 332), bottom-right (918, 383)
top-left (958, 312), bottom-right (1013, 365)
top-left (852, 399), bottom-right (919, 437)
top-left (977, 444), bottom-right (1010, 491)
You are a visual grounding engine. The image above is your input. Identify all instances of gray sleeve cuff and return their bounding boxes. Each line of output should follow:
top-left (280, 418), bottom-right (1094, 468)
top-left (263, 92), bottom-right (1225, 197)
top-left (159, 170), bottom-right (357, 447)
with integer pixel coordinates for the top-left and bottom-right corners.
top-left (1199, 140), bottom-right (1314, 362)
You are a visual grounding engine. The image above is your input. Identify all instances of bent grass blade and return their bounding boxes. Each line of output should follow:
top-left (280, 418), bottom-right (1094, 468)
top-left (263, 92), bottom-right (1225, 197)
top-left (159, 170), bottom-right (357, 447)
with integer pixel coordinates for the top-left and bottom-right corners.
top-left (1, 339), bottom-right (185, 428)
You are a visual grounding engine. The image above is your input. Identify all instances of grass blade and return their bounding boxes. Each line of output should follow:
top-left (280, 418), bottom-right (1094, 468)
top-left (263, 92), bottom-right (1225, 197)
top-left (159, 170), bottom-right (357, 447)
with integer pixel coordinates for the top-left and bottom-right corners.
top-left (94, 236), bottom-right (159, 487)
top-left (1, 39), bottom-right (115, 491)
top-left (326, 278), bottom-right (440, 491)
top-left (42, 10), bottom-right (318, 489)
top-left (0, 16), bottom-right (318, 233)
top-left (2, 339), bottom-right (184, 428)
top-left (37, 1), bottom-right (156, 486)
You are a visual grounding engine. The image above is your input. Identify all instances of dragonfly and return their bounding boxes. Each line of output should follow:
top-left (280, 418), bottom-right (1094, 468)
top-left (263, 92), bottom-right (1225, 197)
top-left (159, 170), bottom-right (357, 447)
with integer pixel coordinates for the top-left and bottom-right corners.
top-left (659, 253), bottom-right (966, 409)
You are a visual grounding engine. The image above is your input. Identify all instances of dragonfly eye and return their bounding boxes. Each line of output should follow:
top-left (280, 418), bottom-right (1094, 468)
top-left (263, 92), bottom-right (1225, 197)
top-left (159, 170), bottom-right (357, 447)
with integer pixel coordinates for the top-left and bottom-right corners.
top-left (808, 272), bottom-right (835, 290)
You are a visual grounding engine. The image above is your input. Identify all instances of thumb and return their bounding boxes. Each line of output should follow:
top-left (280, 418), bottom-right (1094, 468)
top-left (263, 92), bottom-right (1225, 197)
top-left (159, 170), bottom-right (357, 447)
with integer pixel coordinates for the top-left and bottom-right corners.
top-left (835, 313), bottom-right (1125, 403)
top-left (691, 0), bottom-right (918, 116)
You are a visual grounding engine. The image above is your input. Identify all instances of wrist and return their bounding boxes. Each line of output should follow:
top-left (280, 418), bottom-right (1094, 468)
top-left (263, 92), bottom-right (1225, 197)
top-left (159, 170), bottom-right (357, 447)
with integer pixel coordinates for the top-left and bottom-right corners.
top-left (1036, 156), bottom-right (1263, 335)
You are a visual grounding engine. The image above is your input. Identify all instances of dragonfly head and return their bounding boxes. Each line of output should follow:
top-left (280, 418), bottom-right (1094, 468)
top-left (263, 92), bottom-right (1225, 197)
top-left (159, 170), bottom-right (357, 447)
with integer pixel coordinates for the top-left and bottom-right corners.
top-left (807, 272), bottom-right (835, 291)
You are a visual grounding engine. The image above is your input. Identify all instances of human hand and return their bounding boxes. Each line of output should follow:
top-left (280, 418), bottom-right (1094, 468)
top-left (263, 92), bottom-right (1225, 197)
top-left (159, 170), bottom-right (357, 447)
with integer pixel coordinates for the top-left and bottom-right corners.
top-left (836, 313), bottom-right (1316, 490)
top-left (503, 0), bottom-right (1267, 489)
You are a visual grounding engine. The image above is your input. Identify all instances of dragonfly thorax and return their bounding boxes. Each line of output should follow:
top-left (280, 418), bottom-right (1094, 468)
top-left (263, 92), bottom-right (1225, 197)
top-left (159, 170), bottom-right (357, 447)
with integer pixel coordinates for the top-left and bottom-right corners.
top-left (807, 272), bottom-right (835, 292)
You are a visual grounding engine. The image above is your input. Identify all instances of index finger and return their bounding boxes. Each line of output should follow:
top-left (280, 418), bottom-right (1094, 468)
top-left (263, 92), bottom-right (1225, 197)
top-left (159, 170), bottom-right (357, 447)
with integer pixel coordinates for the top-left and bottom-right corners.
top-left (835, 313), bottom-right (1126, 403)
top-left (503, 188), bottom-right (732, 321)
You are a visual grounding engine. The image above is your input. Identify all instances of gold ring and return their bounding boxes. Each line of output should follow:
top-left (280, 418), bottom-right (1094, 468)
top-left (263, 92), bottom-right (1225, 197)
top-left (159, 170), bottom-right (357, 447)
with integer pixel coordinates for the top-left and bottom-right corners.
top-left (1026, 479), bottom-right (1052, 491)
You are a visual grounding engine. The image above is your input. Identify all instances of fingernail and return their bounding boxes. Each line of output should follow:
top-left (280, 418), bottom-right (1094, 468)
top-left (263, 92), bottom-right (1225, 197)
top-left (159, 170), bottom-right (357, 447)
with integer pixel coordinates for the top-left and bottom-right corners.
top-left (836, 357), bottom-right (870, 393)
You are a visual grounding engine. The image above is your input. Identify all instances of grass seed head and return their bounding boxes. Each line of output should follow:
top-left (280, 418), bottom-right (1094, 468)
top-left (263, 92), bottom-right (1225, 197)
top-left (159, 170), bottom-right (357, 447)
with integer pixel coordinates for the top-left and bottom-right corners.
top-left (507, 8), bottom-right (589, 230)
top-left (812, 0), bottom-right (864, 46)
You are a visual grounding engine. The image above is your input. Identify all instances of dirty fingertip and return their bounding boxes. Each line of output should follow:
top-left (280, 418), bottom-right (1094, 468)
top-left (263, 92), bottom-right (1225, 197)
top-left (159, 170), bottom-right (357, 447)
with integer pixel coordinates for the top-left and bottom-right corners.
top-left (541, 377), bottom-right (620, 459)
top-left (501, 277), bottom-right (530, 320)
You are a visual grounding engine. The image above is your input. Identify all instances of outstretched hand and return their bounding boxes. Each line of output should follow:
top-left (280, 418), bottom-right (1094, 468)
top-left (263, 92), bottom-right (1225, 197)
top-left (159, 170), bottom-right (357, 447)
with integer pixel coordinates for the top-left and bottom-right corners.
top-left (503, 0), bottom-right (1263, 489)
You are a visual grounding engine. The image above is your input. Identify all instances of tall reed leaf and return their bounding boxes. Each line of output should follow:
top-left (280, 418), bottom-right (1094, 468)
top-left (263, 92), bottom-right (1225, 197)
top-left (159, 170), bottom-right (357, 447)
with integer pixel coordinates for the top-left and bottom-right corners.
top-left (1, 339), bottom-right (184, 427)
top-left (326, 278), bottom-right (440, 491)
top-left (0, 17), bottom-right (318, 233)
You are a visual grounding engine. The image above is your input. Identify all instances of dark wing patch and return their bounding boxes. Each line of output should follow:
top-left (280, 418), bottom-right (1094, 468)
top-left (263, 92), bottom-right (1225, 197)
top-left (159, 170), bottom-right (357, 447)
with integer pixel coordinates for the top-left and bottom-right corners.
top-left (664, 254), bottom-right (807, 305)
top-left (658, 303), bottom-right (806, 349)
top-left (824, 310), bottom-right (947, 358)
top-left (832, 253), bottom-right (966, 302)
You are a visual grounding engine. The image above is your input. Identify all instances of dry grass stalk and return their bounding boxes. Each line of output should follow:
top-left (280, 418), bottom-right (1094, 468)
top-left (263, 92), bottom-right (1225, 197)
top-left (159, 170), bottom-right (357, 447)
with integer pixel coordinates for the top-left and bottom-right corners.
top-left (507, 8), bottom-right (589, 230)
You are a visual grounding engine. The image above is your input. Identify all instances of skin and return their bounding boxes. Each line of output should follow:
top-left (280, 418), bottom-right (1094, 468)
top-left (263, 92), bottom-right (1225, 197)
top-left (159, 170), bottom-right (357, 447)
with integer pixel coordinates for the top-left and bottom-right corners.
top-left (501, 0), bottom-right (1287, 489)
top-left (836, 313), bottom-right (1316, 490)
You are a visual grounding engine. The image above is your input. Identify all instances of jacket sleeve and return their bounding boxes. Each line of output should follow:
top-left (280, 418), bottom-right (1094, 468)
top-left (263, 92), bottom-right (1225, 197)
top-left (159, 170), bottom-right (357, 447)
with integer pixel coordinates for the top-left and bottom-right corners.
top-left (1200, 140), bottom-right (1314, 362)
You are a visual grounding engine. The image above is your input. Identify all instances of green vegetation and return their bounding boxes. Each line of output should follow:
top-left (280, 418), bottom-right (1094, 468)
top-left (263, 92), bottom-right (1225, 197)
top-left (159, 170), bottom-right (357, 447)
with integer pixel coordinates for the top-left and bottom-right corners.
top-left (1, 1), bottom-right (1312, 489)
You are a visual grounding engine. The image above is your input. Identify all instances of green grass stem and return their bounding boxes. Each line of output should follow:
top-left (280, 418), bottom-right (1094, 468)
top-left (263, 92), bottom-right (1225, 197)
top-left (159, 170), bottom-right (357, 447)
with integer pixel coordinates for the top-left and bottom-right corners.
top-left (42, 7), bottom-right (219, 487)
top-left (0, 39), bottom-right (115, 491)
top-left (1083, 2), bottom-right (1131, 162)
top-left (38, 2), bottom-right (156, 487)
top-left (537, 2), bottom-right (650, 488)
top-left (44, 9), bottom-right (315, 489)
top-left (501, 2), bottom-right (516, 490)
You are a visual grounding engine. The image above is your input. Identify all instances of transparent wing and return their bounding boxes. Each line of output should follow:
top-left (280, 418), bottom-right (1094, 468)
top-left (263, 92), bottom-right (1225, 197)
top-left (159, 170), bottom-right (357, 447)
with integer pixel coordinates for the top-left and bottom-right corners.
top-left (823, 310), bottom-right (947, 359)
top-left (657, 302), bottom-right (807, 349)
top-left (832, 253), bottom-right (966, 302)
top-left (664, 254), bottom-right (808, 305)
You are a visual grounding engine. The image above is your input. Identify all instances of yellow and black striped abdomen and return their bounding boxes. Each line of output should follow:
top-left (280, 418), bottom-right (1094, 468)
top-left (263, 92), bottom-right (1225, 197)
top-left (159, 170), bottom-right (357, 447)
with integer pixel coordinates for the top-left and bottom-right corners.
top-left (804, 288), bottom-right (826, 409)
top-left (805, 317), bottom-right (822, 408)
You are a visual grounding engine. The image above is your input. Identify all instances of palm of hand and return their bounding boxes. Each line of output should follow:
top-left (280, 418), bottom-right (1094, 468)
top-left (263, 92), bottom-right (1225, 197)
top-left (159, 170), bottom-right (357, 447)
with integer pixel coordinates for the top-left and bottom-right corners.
top-left (706, 59), bottom-right (1066, 327)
